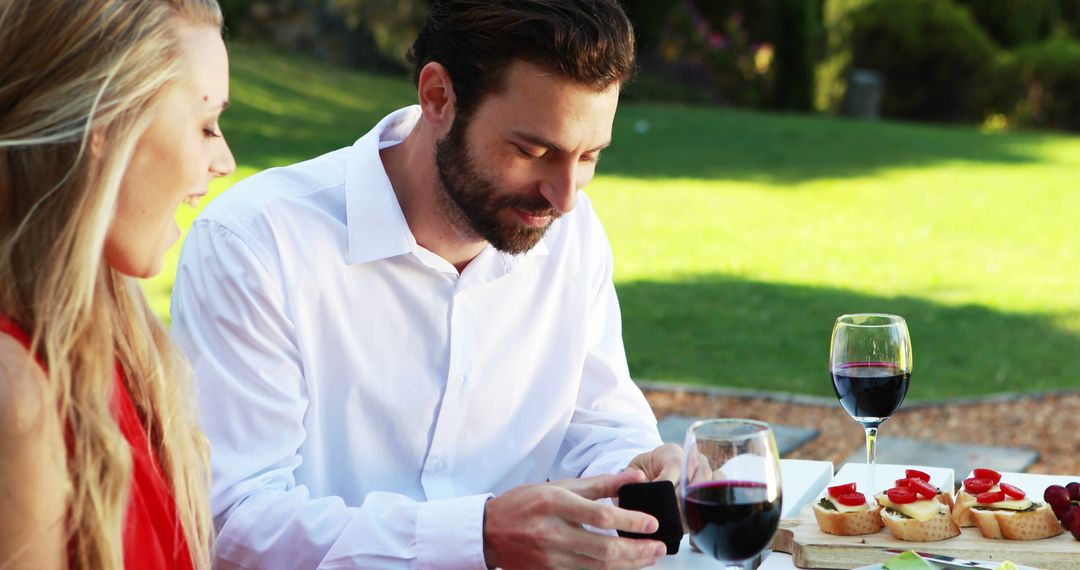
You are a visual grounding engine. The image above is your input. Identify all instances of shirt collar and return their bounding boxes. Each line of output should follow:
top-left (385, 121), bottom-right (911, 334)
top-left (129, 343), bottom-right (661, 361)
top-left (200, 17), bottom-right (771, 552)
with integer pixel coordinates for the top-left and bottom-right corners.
top-left (344, 105), bottom-right (551, 268)
top-left (345, 107), bottom-right (421, 265)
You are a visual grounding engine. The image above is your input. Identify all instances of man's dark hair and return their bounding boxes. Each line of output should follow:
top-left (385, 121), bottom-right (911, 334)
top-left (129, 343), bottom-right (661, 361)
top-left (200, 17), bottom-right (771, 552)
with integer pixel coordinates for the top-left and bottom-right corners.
top-left (407, 0), bottom-right (636, 123)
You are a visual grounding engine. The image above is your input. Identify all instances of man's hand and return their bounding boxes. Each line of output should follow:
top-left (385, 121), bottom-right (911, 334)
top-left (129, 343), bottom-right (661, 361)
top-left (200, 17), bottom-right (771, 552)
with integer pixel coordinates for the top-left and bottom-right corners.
top-left (626, 443), bottom-right (683, 486)
top-left (483, 470), bottom-right (667, 569)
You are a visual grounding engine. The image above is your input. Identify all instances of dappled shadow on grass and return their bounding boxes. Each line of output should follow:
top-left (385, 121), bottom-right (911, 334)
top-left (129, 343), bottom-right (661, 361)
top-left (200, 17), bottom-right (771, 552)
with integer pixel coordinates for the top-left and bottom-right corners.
top-left (618, 274), bottom-right (1080, 400)
top-left (602, 104), bottom-right (1060, 184)
top-left (222, 42), bottom-right (415, 171)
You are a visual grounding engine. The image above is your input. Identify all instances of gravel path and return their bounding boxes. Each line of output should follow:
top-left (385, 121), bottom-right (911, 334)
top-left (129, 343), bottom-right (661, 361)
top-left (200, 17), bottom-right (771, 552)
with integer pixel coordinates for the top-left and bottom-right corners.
top-left (643, 387), bottom-right (1080, 476)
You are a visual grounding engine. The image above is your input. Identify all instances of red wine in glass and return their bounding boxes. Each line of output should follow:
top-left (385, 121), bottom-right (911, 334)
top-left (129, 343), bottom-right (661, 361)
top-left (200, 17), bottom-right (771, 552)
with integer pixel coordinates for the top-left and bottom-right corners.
top-left (684, 481), bottom-right (782, 562)
top-left (831, 362), bottom-right (911, 428)
top-left (681, 419), bottom-right (782, 568)
top-left (829, 313), bottom-right (912, 496)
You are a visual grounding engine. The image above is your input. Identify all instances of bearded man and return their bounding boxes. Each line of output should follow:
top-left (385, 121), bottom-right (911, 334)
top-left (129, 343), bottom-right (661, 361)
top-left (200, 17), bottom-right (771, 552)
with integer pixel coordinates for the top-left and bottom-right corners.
top-left (172, 1), bottom-right (682, 567)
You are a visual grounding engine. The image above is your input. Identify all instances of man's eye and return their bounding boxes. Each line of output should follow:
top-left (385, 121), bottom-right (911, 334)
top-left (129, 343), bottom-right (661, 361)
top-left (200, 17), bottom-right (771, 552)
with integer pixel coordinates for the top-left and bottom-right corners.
top-left (514, 145), bottom-right (541, 159)
top-left (581, 153), bottom-right (600, 164)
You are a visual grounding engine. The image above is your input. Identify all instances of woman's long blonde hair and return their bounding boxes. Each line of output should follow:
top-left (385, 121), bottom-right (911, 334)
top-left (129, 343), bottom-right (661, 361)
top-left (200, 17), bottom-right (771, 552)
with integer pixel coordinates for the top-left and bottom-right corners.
top-left (0, 0), bottom-right (223, 567)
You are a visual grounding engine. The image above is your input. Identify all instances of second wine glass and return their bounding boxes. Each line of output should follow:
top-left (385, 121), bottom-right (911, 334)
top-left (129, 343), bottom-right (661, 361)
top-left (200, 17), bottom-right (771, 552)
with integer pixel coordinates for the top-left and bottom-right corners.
top-left (829, 313), bottom-right (912, 496)
top-left (681, 419), bottom-right (782, 568)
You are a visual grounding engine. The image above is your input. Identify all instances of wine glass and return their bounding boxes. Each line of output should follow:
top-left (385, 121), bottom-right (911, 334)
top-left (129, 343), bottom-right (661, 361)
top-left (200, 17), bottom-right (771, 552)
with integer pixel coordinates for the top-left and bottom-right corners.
top-left (829, 313), bottom-right (912, 496)
top-left (681, 419), bottom-right (782, 568)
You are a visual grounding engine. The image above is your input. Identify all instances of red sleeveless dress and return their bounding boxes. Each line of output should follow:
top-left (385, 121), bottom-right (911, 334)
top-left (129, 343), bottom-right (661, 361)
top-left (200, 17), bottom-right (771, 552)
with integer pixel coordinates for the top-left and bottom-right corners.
top-left (0, 315), bottom-right (194, 569)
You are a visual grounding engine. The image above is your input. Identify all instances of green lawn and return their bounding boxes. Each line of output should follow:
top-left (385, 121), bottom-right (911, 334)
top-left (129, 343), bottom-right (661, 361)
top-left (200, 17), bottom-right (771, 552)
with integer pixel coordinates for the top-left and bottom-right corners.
top-left (146, 41), bottom-right (1080, 400)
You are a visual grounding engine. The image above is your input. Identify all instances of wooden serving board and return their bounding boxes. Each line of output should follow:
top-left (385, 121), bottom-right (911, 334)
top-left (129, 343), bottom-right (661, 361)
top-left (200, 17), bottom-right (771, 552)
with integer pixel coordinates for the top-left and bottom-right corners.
top-left (770, 502), bottom-right (1078, 569)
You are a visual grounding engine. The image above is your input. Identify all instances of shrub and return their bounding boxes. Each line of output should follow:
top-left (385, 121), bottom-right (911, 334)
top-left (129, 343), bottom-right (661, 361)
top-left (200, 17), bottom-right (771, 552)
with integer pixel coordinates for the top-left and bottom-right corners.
top-left (952, 0), bottom-right (1059, 48)
top-left (621, 0), bottom-right (681, 54)
top-left (1007, 37), bottom-right (1080, 130)
top-left (816, 0), bottom-right (874, 112)
top-left (221, 0), bottom-right (251, 36)
top-left (846, 0), bottom-right (998, 122)
top-left (770, 0), bottom-right (823, 111)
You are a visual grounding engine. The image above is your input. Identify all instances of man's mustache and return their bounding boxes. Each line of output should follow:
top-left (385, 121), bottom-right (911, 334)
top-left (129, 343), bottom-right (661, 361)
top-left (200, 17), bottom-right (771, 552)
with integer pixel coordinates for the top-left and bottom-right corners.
top-left (500, 194), bottom-right (560, 219)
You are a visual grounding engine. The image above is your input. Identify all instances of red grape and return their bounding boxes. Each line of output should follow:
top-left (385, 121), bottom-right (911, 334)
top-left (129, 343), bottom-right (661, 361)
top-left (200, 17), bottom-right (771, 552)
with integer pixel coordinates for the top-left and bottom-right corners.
top-left (1071, 510), bottom-right (1080, 540)
top-left (1069, 482), bottom-right (1080, 501)
top-left (1053, 500), bottom-right (1072, 521)
top-left (1062, 505), bottom-right (1077, 530)
top-left (1045, 484), bottom-right (1070, 508)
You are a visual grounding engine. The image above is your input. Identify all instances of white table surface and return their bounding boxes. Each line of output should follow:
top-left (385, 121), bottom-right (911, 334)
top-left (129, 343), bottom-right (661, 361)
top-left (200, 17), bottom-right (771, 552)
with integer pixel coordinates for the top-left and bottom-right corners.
top-left (655, 459), bottom-right (834, 570)
top-left (655, 463), bottom-right (1061, 569)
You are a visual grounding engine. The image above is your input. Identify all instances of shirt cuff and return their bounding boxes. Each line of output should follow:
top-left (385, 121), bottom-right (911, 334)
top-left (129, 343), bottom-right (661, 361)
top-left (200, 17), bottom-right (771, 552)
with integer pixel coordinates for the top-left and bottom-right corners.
top-left (415, 493), bottom-right (493, 570)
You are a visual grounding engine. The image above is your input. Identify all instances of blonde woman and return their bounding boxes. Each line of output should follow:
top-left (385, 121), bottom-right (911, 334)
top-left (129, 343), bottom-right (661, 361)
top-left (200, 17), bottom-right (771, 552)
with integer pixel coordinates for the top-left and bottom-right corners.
top-left (0, 0), bottom-right (234, 567)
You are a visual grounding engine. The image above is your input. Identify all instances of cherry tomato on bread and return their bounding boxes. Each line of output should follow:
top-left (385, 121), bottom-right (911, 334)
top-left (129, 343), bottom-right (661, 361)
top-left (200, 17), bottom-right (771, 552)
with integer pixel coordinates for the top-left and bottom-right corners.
top-left (887, 487), bottom-right (918, 504)
top-left (963, 477), bottom-right (994, 494)
top-left (828, 483), bottom-right (856, 498)
top-left (977, 490), bottom-right (1006, 504)
top-left (973, 468), bottom-right (1002, 484)
top-left (836, 492), bottom-right (867, 507)
top-left (905, 469), bottom-right (931, 482)
top-left (909, 478), bottom-right (938, 499)
top-left (1000, 482), bottom-right (1026, 500)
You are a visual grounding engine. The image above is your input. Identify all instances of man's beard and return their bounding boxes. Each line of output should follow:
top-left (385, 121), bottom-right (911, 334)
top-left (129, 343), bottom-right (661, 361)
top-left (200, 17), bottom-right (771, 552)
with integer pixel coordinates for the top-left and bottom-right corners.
top-left (434, 116), bottom-right (559, 255)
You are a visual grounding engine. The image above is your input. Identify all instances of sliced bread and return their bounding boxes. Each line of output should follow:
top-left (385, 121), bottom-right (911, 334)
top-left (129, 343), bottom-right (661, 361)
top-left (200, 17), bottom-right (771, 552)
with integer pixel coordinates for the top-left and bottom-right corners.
top-left (812, 501), bottom-right (884, 536)
top-left (880, 506), bottom-right (961, 542)
top-left (970, 504), bottom-right (1064, 540)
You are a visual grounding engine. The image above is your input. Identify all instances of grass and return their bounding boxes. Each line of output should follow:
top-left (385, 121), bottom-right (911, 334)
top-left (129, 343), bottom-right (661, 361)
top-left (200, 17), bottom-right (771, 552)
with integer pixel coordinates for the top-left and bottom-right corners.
top-left (145, 41), bottom-right (1080, 401)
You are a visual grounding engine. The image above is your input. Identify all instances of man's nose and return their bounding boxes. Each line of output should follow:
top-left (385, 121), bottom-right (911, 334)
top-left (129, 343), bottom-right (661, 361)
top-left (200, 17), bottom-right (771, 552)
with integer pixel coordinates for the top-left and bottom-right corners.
top-left (539, 161), bottom-right (578, 214)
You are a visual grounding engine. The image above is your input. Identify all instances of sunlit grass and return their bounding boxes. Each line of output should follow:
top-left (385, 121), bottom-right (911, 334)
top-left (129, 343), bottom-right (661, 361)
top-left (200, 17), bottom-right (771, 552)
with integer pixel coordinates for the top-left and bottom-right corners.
top-left (144, 41), bottom-right (1080, 399)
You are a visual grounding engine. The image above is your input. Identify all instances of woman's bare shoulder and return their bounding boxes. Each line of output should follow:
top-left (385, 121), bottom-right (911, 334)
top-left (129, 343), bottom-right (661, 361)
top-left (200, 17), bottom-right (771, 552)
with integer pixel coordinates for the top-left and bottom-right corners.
top-left (0, 332), bottom-right (51, 439)
top-left (0, 333), bottom-right (67, 567)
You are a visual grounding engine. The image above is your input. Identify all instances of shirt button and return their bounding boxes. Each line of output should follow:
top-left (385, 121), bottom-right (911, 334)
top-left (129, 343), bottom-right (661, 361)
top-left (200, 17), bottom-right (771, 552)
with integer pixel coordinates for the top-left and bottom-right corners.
top-left (452, 374), bottom-right (465, 388)
top-left (430, 458), bottom-right (447, 474)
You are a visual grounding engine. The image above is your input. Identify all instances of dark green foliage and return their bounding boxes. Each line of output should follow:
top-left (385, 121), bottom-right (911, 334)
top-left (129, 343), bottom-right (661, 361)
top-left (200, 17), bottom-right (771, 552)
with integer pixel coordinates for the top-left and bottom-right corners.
top-left (770, 0), bottom-right (823, 111)
top-left (638, 0), bottom-right (822, 110)
top-left (846, 0), bottom-right (997, 122)
top-left (816, 0), bottom-right (873, 112)
top-left (1058, 0), bottom-right (1080, 35)
top-left (620, 0), bottom-right (680, 53)
top-left (220, 0), bottom-right (251, 36)
top-left (1009, 37), bottom-right (1080, 130)
top-left (952, 0), bottom-right (1059, 48)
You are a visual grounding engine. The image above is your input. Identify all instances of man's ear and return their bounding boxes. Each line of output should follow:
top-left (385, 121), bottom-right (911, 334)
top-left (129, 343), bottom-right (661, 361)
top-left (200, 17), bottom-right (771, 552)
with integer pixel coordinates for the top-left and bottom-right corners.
top-left (417, 62), bottom-right (456, 135)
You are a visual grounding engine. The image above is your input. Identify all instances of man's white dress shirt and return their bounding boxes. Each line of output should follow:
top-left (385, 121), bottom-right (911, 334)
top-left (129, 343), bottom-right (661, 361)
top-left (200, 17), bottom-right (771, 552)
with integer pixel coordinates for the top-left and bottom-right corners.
top-left (171, 106), bottom-right (663, 569)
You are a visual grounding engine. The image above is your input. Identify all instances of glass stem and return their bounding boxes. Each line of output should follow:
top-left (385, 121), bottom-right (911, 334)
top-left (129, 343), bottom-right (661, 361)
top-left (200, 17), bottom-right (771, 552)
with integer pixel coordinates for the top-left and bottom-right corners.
top-left (864, 426), bottom-right (878, 496)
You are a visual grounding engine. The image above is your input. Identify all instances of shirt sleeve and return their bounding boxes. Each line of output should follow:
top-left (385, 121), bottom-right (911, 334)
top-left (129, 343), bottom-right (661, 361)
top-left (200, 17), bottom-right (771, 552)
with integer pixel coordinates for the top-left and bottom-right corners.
top-left (552, 219), bottom-right (664, 481)
top-left (171, 219), bottom-right (491, 570)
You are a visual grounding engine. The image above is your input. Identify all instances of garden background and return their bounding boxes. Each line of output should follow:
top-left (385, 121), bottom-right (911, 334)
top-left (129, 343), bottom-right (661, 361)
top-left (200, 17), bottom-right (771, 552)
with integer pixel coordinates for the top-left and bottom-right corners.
top-left (147, 0), bottom-right (1080, 400)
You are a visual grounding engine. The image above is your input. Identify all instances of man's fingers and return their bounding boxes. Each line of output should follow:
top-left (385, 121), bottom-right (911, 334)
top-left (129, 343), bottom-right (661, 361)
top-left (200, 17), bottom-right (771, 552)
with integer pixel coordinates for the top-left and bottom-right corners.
top-left (655, 462), bottom-right (680, 485)
top-left (556, 492), bottom-right (659, 535)
top-left (554, 470), bottom-right (647, 501)
top-left (687, 452), bottom-right (712, 486)
top-left (650, 444), bottom-right (683, 484)
top-left (559, 550), bottom-right (662, 570)
top-left (563, 525), bottom-right (667, 565)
